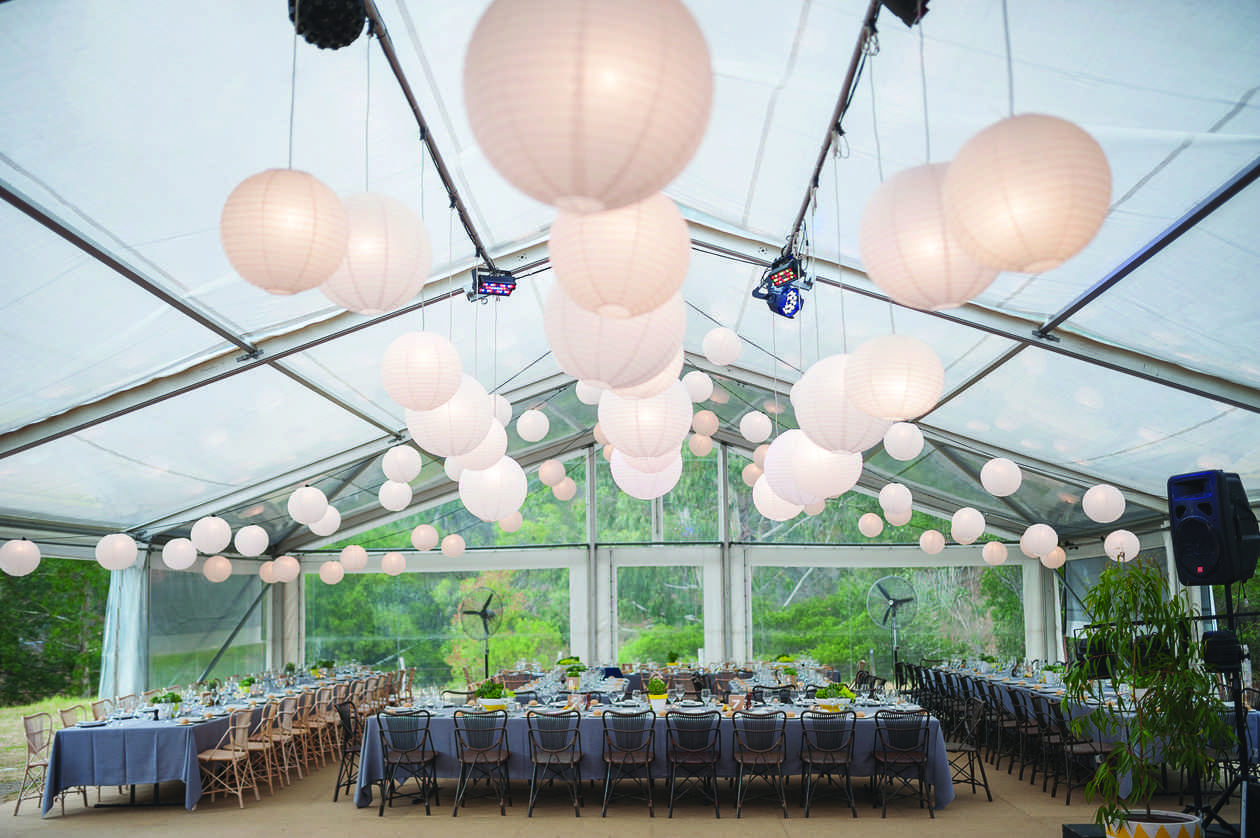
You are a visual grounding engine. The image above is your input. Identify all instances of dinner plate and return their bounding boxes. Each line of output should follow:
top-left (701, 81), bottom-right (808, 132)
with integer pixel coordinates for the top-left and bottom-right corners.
top-left (76, 719), bottom-right (107, 727)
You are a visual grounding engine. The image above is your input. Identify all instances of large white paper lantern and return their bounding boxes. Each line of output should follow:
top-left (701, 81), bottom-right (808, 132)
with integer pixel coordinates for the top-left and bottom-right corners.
top-left (951, 507), bottom-right (986, 545)
top-left (273, 555), bottom-right (301, 583)
top-left (545, 286), bottom-right (683, 390)
top-left (378, 480), bottom-right (413, 512)
top-left (593, 423), bottom-right (609, 446)
top-left (161, 538), bottom-right (197, 571)
top-left (516, 409), bottom-right (550, 443)
top-left (381, 551), bottom-right (406, 576)
top-left (739, 411), bottom-right (772, 444)
top-left (687, 434), bottom-right (714, 457)
top-left (444, 458), bottom-right (464, 482)
top-left (459, 457), bottom-right (528, 522)
top-left (859, 163), bottom-right (998, 310)
top-left (382, 445), bottom-right (424, 482)
top-left (1041, 546), bottom-right (1067, 569)
top-left (203, 555), bottom-right (233, 583)
top-left (319, 193), bottom-right (431, 314)
top-left (538, 459), bottom-right (566, 487)
top-left (190, 516), bottom-right (232, 554)
top-left (575, 380), bottom-right (604, 405)
top-left (741, 462), bottom-right (763, 488)
top-left (919, 530), bottom-right (945, 555)
top-left (310, 506), bottom-right (341, 537)
top-left (803, 500), bottom-right (827, 516)
top-left (340, 544), bottom-right (369, 573)
top-left (982, 541), bottom-right (1008, 566)
top-left (1104, 529), bottom-right (1140, 562)
top-left (318, 560), bottom-right (345, 585)
top-left (1021, 523), bottom-right (1059, 558)
top-left (792, 355), bottom-right (890, 453)
top-left (220, 168), bottom-right (348, 295)
top-left (682, 370), bottom-right (714, 403)
top-left (762, 430), bottom-right (822, 506)
top-left (0, 538), bottom-right (40, 576)
top-left (464, 0), bottom-right (712, 212)
top-left (259, 560), bottom-right (277, 584)
top-left (441, 534), bottom-right (466, 558)
top-left (406, 374), bottom-right (494, 458)
top-left (455, 418), bottom-right (508, 471)
top-left (702, 327), bottom-right (742, 367)
top-left (381, 332), bottom-right (463, 411)
top-left (611, 450), bottom-right (683, 500)
top-left (944, 114), bottom-right (1111, 274)
top-left (883, 423), bottom-right (925, 461)
top-left (1083, 484), bottom-right (1126, 524)
top-left (411, 524), bottom-right (439, 552)
top-left (847, 335), bottom-right (945, 421)
top-left (858, 513), bottom-right (884, 538)
top-left (879, 483), bottom-right (913, 516)
top-left (795, 445), bottom-right (862, 500)
top-left (612, 349), bottom-right (682, 399)
top-left (692, 410), bottom-right (719, 437)
top-left (551, 192), bottom-right (690, 317)
top-left (287, 486), bottom-right (328, 526)
top-left (981, 457), bottom-right (1023, 497)
top-left (752, 475), bottom-right (803, 522)
top-left (598, 380), bottom-right (691, 459)
top-left (498, 512), bottom-right (523, 533)
top-left (233, 525), bottom-right (269, 557)
top-left (553, 477), bottom-right (578, 502)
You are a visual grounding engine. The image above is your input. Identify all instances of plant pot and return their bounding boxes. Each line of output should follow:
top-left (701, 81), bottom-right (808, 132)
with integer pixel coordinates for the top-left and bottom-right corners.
top-left (479, 698), bottom-right (507, 711)
top-left (649, 696), bottom-right (667, 713)
top-left (1105, 810), bottom-right (1202, 838)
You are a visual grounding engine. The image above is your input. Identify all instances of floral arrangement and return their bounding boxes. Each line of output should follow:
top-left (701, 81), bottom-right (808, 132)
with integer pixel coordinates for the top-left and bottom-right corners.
top-left (150, 691), bottom-right (181, 704)
top-left (815, 683), bottom-right (856, 700)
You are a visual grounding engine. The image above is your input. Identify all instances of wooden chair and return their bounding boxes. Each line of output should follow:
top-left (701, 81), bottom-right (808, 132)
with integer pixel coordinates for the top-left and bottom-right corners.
top-left (731, 709), bottom-right (788, 818)
top-left (245, 702), bottom-right (280, 795)
top-left (600, 708), bottom-right (656, 817)
top-left (197, 709), bottom-right (259, 808)
top-left (292, 691), bottom-right (323, 771)
top-left (90, 698), bottom-right (113, 720)
top-left (58, 704), bottom-right (87, 728)
top-left (15, 712), bottom-right (87, 815)
top-left (115, 693), bottom-right (138, 713)
top-left (799, 708), bottom-right (858, 817)
top-left (270, 696), bottom-right (303, 783)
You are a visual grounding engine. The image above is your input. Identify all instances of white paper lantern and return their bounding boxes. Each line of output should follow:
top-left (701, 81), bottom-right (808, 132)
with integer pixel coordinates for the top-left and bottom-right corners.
top-left (319, 193), bottom-right (431, 314)
top-left (702, 326), bottom-right (742, 367)
top-left (1083, 484), bottom-right (1126, 524)
top-left (575, 380), bottom-right (604, 405)
top-left (551, 192), bottom-right (690, 317)
top-left (980, 457), bottom-right (1023, 497)
top-left (220, 168), bottom-right (348, 295)
top-left (919, 530), bottom-right (946, 555)
top-left (406, 374), bottom-right (494, 458)
top-left (883, 423), bottom-right (925, 461)
top-left (741, 463), bottom-right (763, 488)
top-left (161, 538), bottom-right (197, 571)
top-left (381, 551), bottom-right (406, 576)
top-left (411, 524), bottom-right (439, 552)
top-left (692, 410), bottom-right (719, 437)
top-left (739, 411), bottom-right (772, 444)
top-left (1021, 523), bottom-right (1059, 559)
top-left (233, 525), bottom-right (269, 557)
top-left (613, 353), bottom-right (682, 401)
top-left (499, 511), bottom-right (524, 533)
top-left (598, 380), bottom-right (692, 459)
top-left (879, 483), bottom-right (913, 516)
top-left (382, 445), bottom-right (423, 482)
top-left (491, 393), bottom-right (513, 427)
top-left (273, 555), bottom-right (301, 583)
top-left (538, 459), bottom-right (566, 487)
top-left (190, 515), bottom-right (232, 553)
top-left (859, 163), bottom-right (998, 310)
top-left (752, 475), bottom-right (803, 522)
top-left (459, 457), bottom-right (528, 522)
top-left (604, 444), bottom-right (617, 462)
top-left (682, 370), bottom-right (714, 403)
top-left (792, 355), bottom-right (891, 453)
top-left (944, 114), bottom-right (1111, 274)
top-left (762, 430), bottom-right (822, 506)
top-left (378, 480), bottom-right (413, 512)
top-left (611, 450), bottom-right (683, 500)
top-left (94, 532), bottom-right (137, 571)
top-left (287, 486), bottom-right (328, 526)
top-left (553, 477), bottom-right (578, 502)
top-left (1104, 529), bottom-right (1140, 562)
top-left (464, 0), bottom-right (712, 212)
top-left (858, 512), bottom-right (884, 538)
top-left (310, 506), bottom-right (341, 537)
top-left (318, 560), bottom-right (345, 585)
top-left (753, 444), bottom-right (770, 469)
top-left (545, 285), bottom-right (684, 390)
top-left (708, 387), bottom-right (729, 405)
top-left (1041, 546), bottom-right (1067, 569)
top-left (951, 507), bottom-right (986, 545)
top-left (803, 500), bottom-right (827, 516)
top-left (441, 534), bottom-right (466, 558)
top-left (444, 458), bottom-right (464, 482)
top-left (0, 538), bottom-right (40, 576)
top-left (687, 434), bottom-right (713, 457)
top-left (593, 423), bottom-right (610, 446)
top-left (455, 418), bottom-right (508, 471)
top-left (381, 331), bottom-right (463, 411)
top-left (885, 508), bottom-right (913, 527)
top-left (516, 409), bottom-right (550, 443)
top-left (982, 541), bottom-right (1009, 566)
top-left (259, 560), bottom-right (277, 584)
top-left (203, 555), bottom-right (233, 583)
top-left (794, 444), bottom-right (862, 500)
top-left (847, 335), bottom-right (945, 421)
top-left (340, 544), bottom-right (369, 573)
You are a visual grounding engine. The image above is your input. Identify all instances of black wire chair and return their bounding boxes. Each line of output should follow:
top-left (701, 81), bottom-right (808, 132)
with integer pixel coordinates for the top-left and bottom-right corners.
top-left (665, 709), bottom-right (722, 818)
top-left (730, 709), bottom-right (789, 818)
top-left (332, 700), bottom-right (361, 802)
top-left (600, 708), bottom-right (657, 817)
top-left (871, 708), bottom-right (934, 818)
top-left (376, 709), bottom-right (439, 816)
top-left (947, 697), bottom-right (992, 802)
top-left (799, 708), bottom-right (858, 817)
top-left (451, 709), bottom-right (510, 816)
top-left (525, 709), bottom-right (583, 817)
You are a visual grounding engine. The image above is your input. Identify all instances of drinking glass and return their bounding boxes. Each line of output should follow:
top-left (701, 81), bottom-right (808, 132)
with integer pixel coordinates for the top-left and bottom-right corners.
top-left (700, 688), bottom-right (712, 705)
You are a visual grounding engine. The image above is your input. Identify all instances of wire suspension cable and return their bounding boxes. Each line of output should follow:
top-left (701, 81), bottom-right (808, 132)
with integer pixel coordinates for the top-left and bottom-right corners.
top-left (288, 1), bottom-right (301, 169)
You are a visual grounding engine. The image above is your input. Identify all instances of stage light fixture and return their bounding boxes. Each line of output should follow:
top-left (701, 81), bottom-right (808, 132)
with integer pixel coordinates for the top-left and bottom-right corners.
top-left (752, 251), bottom-right (811, 319)
top-left (467, 268), bottom-right (517, 302)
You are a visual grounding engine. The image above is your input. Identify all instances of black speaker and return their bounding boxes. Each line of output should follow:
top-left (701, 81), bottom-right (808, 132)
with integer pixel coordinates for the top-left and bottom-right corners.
top-left (1168, 470), bottom-right (1260, 586)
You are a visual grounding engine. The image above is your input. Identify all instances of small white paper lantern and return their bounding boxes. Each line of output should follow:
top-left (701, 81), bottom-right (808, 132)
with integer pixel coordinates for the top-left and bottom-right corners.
top-left (95, 532), bottom-right (138, 571)
top-left (459, 457), bottom-right (528, 522)
top-left (1041, 546), bottom-right (1067, 569)
top-left (538, 459), bottom-right (566, 487)
top-left (378, 480), bottom-right (413, 512)
top-left (310, 505), bottom-right (341, 537)
top-left (551, 192), bottom-right (690, 317)
top-left (708, 387), bottom-right (729, 405)
top-left (318, 560), bottom-right (345, 585)
top-left (593, 423), bottom-right (610, 446)
top-left (319, 193), bottom-right (431, 314)
top-left (858, 512), bottom-right (884, 538)
top-left (879, 483), bottom-right (913, 516)
top-left (340, 545), bottom-right (369, 573)
top-left (847, 335), bottom-right (945, 421)
top-left (220, 168), bottom-right (349, 295)
top-left (259, 560), bottom-right (277, 584)
top-left (1104, 529), bottom-right (1140, 562)
top-left (692, 410), bottom-right (719, 437)
top-left (944, 114), bottom-right (1111, 274)
top-left (161, 538), bottom-right (197, 571)
top-left (803, 500), bottom-right (827, 516)
top-left (0, 538), bottom-right (40, 576)
top-left (682, 370), bottom-right (714, 403)
top-left (382, 445), bottom-right (423, 483)
top-left (883, 423), bottom-right (925, 461)
top-left (190, 515), bottom-right (232, 554)
top-left (491, 393), bottom-right (513, 427)
top-left (598, 381), bottom-right (692, 459)
top-left (203, 555), bottom-right (233, 583)
top-left (950, 507), bottom-right (986, 545)
top-left (741, 463), bottom-right (763, 488)
top-left (1021, 523), bottom-right (1059, 558)
top-left (575, 380), bottom-right (604, 405)
top-left (752, 475), bottom-right (803, 522)
top-left (611, 450), bottom-right (683, 500)
top-left (885, 508), bottom-right (913, 527)
top-left (792, 355), bottom-right (890, 453)
top-left (444, 458), bottom-right (464, 482)
top-left (287, 486), bottom-right (328, 526)
top-left (411, 524), bottom-right (439, 552)
top-left (273, 555), bottom-right (301, 583)
top-left (739, 411), bottom-right (772, 444)
top-left (980, 457), bottom-right (1023, 497)
top-left (702, 326), bottom-right (742, 366)
top-left (441, 534), bottom-right (466, 558)
top-left (464, 0), bottom-right (713, 213)
top-left (553, 477), bottom-right (578, 502)
top-left (381, 331), bottom-right (463, 411)
top-left (1083, 484), bottom-right (1126, 524)
top-left (516, 409), bottom-right (550, 443)
top-left (687, 434), bottom-right (713, 457)
top-left (381, 551), bottom-right (406, 576)
top-left (754, 444), bottom-right (770, 469)
top-left (982, 541), bottom-right (1008, 566)
top-left (919, 530), bottom-right (945, 555)
top-left (455, 418), bottom-right (508, 471)
top-left (233, 525), bottom-right (269, 557)
top-left (499, 511), bottom-right (524, 533)
top-left (406, 374), bottom-right (494, 458)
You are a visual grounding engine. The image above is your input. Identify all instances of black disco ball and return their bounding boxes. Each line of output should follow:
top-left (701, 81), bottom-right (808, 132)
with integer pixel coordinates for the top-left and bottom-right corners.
top-left (289, 0), bottom-right (366, 50)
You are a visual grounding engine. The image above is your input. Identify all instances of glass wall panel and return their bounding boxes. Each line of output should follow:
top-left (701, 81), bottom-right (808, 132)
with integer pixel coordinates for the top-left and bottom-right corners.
top-left (663, 446), bottom-right (719, 542)
top-left (615, 564), bottom-right (704, 664)
top-left (148, 566), bottom-right (265, 688)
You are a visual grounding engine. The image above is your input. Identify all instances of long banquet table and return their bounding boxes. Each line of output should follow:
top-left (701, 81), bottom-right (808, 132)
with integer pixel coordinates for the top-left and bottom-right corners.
top-left (353, 704), bottom-right (956, 810)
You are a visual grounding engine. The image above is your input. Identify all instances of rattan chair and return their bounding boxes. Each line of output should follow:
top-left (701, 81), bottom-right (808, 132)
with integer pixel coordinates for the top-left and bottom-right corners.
top-left (377, 709), bottom-right (439, 816)
top-left (245, 701), bottom-right (281, 795)
top-left (600, 708), bottom-right (656, 817)
top-left (871, 708), bottom-right (934, 818)
top-left (89, 698), bottom-right (113, 721)
top-left (58, 704), bottom-right (87, 728)
top-left (197, 709), bottom-right (259, 808)
top-left (731, 709), bottom-right (789, 818)
top-left (525, 709), bottom-right (583, 817)
top-left (15, 712), bottom-right (87, 815)
top-left (665, 709), bottom-right (722, 818)
top-left (452, 709), bottom-right (510, 816)
top-left (799, 708), bottom-right (858, 817)
top-left (115, 693), bottom-right (138, 713)
top-left (271, 696), bottom-right (303, 784)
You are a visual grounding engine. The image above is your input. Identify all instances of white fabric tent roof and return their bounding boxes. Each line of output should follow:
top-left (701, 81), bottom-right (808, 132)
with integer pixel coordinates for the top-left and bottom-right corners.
top-left (1, 0), bottom-right (1257, 553)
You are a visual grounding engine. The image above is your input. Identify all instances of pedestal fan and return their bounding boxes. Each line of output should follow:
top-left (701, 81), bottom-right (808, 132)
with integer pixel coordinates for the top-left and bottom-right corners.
top-left (866, 576), bottom-right (918, 687)
top-left (459, 587), bottom-right (503, 681)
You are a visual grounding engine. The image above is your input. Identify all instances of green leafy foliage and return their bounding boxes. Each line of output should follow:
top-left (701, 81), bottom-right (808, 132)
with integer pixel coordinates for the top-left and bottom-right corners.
top-left (815, 683), bottom-right (856, 699)
top-left (149, 691), bottom-right (181, 704)
top-left (474, 681), bottom-right (513, 699)
top-left (647, 677), bottom-right (667, 695)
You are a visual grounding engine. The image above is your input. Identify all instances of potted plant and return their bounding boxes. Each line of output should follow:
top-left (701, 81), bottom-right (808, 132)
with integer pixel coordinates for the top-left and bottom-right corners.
top-left (814, 682), bottom-right (856, 711)
top-left (1063, 556), bottom-right (1233, 837)
top-left (149, 691), bottom-right (182, 720)
top-left (647, 676), bottom-right (668, 713)
top-left (564, 663), bottom-right (586, 691)
top-left (239, 676), bottom-right (255, 696)
top-left (474, 680), bottom-right (514, 711)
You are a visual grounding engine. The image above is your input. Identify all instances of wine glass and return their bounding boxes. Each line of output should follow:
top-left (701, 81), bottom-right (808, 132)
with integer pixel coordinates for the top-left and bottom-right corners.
top-left (700, 688), bottom-right (712, 706)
